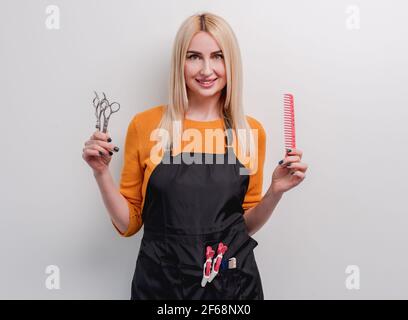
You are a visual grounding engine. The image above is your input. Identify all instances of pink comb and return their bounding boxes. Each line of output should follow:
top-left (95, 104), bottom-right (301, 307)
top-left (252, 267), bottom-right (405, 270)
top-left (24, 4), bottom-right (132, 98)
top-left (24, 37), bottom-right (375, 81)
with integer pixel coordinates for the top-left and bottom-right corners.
top-left (283, 93), bottom-right (296, 150)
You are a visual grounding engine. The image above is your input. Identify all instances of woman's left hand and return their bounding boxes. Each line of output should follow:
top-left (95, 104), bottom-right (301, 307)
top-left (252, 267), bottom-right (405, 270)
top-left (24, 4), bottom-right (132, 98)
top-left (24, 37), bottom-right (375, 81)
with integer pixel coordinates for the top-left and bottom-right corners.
top-left (270, 148), bottom-right (308, 195)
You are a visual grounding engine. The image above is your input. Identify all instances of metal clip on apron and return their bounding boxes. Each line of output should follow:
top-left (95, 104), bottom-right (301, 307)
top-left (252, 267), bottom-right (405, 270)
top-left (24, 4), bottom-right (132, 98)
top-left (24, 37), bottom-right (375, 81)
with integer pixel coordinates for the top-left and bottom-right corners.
top-left (131, 120), bottom-right (264, 300)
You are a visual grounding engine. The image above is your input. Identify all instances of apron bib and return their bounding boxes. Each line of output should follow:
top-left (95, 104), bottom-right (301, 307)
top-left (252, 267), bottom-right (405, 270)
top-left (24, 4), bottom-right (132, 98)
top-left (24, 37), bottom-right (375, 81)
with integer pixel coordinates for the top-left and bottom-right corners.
top-left (131, 123), bottom-right (264, 300)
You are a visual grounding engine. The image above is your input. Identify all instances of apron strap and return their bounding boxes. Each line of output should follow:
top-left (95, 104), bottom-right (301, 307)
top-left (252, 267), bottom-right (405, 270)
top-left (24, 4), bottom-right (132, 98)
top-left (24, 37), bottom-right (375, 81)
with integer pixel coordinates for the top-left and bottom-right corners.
top-left (224, 118), bottom-right (233, 154)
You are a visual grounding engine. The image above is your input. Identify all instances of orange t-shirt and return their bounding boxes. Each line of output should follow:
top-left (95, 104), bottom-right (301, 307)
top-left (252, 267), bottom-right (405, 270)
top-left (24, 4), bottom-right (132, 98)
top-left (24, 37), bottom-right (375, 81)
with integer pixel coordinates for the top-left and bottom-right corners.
top-left (113, 105), bottom-right (266, 237)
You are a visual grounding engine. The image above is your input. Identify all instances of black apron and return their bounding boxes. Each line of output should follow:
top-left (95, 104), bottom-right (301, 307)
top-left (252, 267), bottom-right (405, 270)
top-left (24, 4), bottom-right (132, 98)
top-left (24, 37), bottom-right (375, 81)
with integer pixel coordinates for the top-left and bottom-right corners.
top-left (131, 122), bottom-right (264, 300)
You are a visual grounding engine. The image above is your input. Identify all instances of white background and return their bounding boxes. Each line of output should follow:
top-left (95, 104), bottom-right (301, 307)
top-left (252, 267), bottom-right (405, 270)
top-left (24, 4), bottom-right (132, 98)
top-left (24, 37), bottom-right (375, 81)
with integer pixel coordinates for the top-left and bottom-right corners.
top-left (1, 0), bottom-right (407, 299)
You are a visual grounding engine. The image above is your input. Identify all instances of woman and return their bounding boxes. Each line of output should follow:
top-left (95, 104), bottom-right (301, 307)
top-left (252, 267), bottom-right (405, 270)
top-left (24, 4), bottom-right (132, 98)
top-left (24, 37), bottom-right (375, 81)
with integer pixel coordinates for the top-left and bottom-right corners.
top-left (82, 12), bottom-right (308, 300)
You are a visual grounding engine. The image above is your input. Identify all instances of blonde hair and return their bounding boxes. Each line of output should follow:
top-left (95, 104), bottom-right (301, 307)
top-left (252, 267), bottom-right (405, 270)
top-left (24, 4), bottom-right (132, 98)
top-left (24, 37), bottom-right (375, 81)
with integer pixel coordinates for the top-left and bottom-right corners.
top-left (156, 11), bottom-right (256, 161)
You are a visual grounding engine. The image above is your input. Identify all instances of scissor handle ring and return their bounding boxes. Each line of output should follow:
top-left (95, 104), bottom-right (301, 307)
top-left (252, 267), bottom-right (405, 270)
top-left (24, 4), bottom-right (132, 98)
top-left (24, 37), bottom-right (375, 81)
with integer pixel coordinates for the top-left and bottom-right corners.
top-left (109, 102), bottom-right (120, 113)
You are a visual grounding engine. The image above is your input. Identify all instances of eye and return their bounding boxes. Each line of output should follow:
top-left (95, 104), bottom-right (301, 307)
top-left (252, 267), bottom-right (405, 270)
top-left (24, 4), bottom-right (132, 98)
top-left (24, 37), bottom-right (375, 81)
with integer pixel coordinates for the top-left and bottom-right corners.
top-left (187, 54), bottom-right (200, 60)
top-left (214, 54), bottom-right (224, 60)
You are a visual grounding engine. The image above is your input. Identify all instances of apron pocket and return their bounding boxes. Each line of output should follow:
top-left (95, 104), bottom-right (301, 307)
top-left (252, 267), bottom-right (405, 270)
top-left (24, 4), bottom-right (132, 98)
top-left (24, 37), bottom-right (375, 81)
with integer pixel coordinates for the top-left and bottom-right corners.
top-left (221, 266), bottom-right (260, 300)
top-left (220, 267), bottom-right (249, 300)
top-left (132, 254), bottom-right (182, 299)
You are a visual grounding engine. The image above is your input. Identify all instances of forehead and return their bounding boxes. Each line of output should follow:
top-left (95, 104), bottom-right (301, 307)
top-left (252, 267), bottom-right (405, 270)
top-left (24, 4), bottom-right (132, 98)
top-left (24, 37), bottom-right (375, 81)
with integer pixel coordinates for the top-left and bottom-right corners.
top-left (188, 31), bottom-right (221, 52)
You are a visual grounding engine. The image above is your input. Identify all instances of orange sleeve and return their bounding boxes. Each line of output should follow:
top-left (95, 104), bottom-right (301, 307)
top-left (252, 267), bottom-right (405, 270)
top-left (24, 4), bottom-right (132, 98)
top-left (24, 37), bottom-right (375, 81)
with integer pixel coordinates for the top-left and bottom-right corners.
top-left (111, 115), bottom-right (144, 237)
top-left (242, 117), bottom-right (266, 211)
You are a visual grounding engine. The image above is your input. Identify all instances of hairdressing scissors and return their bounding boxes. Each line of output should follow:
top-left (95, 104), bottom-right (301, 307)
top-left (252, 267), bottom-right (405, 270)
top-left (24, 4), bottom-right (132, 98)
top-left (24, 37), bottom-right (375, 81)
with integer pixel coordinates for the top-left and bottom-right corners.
top-left (92, 91), bottom-right (105, 131)
top-left (92, 91), bottom-right (120, 133)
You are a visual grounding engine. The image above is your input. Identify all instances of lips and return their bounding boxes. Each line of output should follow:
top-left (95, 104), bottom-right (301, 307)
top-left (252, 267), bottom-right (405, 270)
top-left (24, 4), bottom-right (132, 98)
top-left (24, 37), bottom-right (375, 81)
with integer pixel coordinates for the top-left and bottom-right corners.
top-left (196, 78), bottom-right (217, 84)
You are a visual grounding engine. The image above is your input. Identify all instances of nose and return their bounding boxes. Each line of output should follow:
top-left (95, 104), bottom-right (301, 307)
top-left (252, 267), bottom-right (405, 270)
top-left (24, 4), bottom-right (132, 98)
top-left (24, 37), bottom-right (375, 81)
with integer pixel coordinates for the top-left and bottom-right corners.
top-left (199, 58), bottom-right (214, 76)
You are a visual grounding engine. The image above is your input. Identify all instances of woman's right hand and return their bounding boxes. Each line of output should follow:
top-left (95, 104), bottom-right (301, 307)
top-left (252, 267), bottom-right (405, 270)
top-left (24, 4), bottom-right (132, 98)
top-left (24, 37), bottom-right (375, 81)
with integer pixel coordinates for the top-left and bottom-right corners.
top-left (82, 130), bottom-right (120, 175)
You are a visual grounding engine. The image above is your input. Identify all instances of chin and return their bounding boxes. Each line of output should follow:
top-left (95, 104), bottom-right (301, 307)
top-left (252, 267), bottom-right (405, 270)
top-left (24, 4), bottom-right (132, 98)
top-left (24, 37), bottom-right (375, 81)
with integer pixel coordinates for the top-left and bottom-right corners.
top-left (196, 90), bottom-right (220, 97)
top-left (193, 85), bottom-right (222, 94)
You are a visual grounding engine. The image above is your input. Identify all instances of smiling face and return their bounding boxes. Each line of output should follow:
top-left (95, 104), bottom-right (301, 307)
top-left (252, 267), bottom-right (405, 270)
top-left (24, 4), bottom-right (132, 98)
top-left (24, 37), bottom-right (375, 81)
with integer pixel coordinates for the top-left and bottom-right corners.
top-left (184, 31), bottom-right (227, 99)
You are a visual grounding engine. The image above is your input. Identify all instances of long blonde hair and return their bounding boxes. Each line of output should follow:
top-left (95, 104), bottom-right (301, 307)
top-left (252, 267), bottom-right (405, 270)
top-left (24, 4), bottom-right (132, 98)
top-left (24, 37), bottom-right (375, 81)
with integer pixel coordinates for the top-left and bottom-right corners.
top-left (156, 11), bottom-right (256, 162)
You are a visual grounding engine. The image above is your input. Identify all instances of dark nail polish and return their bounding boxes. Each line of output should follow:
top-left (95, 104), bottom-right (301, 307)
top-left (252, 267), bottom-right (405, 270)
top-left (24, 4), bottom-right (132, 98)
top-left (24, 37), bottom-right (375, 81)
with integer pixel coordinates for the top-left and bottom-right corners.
top-left (286, 148), bottom-right (292, 153)
top-left (291, 172), bottom-right (295, 175)
top-left (99, 151), bottom-right (103, 156)
top-left (109, 151), bottom-right (113, 156)
top-left (278, 160), bottom-right (284, 165)
top-left (286, 163), bottom-right (291, 167)
top-left (113, 146), bottom-right (119, 152)
top-left (107, 138), bottom-right (112, 142)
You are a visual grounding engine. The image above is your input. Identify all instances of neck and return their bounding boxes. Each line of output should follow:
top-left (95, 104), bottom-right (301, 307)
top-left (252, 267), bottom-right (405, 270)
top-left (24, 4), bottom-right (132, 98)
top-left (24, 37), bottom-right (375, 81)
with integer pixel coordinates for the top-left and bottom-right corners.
top-left (186, 90), bottom-right (223, 121)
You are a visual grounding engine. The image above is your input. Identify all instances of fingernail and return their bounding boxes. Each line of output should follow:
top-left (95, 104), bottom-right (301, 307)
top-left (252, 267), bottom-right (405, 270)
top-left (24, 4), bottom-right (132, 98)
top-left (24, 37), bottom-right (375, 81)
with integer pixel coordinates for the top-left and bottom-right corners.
top-left (113, 146), bottom-right (119, 152)
top-left (291, 172), bottom-right (295, 175)
top-left (278, 159), bottom-right (284, 165)
top-left (286, 148), bottom-right (292, 153)
top-left (99, 151), bottom-right (103, 156)
top-left (109, 151), bottom-right (113, 156)
top-left (107, 137), bottom-right (112, 143)
top-left (286, 163), bottom-right (291, 167)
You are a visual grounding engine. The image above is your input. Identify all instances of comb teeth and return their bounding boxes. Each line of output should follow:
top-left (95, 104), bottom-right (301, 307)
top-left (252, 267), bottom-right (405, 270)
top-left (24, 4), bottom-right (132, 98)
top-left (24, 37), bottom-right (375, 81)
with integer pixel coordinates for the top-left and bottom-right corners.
top-left (283, 93), bottom-right (296, 149)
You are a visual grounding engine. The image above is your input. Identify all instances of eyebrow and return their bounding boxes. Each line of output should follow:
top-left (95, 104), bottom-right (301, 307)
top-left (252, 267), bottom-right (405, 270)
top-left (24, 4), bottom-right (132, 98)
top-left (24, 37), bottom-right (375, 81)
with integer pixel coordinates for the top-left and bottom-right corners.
top-left (186, 50), bottom-right (223, 54)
